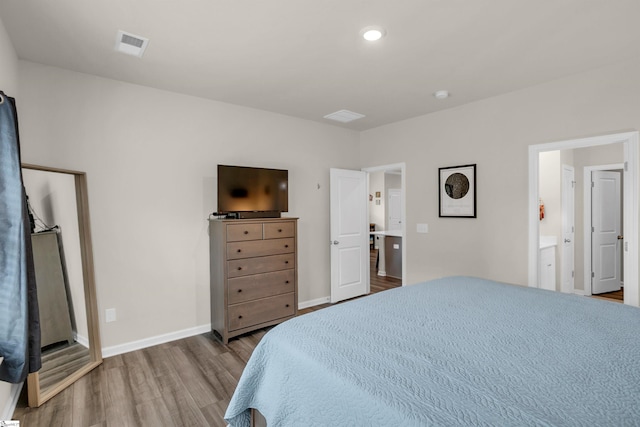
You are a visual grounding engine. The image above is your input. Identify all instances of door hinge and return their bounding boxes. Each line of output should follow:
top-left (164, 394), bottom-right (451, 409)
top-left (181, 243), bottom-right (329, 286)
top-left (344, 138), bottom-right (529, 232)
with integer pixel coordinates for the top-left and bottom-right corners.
top-left (571, 180), bottom-right (576, 188)
top-left (571, 226), bottom-right (574, 233)
top-left (591, 181), bottom-right (595, 188)
top-left (592, 226), bottom-right (595, 233)
top-left (625, 241), bottom-right (629, 252)
top-left (572, 271), bottom-right (575, 278)
top-left (624, 161), bottom-right (628, 172)
top-left (592, 272), bottom-right (595, 278)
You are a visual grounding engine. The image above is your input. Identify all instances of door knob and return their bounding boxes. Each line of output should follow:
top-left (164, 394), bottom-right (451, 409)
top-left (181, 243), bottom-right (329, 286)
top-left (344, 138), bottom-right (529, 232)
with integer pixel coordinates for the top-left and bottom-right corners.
top-left (564, 238), bottom-right (571, 243)
top-left (331, 240), bottom-right (339, 245)
top-left (618, 235), bottom-right (624, 240)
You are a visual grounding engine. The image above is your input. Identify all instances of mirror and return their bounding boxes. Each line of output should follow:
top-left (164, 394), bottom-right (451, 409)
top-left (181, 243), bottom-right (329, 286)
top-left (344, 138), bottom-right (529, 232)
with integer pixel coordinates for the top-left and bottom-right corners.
top-left (21, 164), bottom-right (102, 407)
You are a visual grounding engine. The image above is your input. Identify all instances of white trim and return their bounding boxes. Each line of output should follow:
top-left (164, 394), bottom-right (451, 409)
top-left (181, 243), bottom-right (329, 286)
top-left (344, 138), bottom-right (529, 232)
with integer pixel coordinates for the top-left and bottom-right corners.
top-left (298, 296), bottom-right (330, 309)
top-left (560, 164), bottom-right (575, 294)
top-left (75, 333), bottom-right (90, 349)
top-left (528, 131), bottom-right (638, 307)
top-left (100, 293), bottom-right (351, 359)
top-left (623, 137), bottom-right (639, 306)
top-left (362, 162), bottom-right (407, 286)
top-left (583, 163), bottom-right (624, 297)
top-left (573, 289), bottom-right (586, 296)
top-left (1, 383), bottom-right (22, 421)
top-left (101, 324), bottom-right (211, 358)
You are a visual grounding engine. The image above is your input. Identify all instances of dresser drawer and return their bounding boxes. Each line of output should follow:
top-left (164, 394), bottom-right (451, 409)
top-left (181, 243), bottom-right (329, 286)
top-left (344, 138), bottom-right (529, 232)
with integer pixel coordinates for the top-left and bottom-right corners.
top-left (227, 253), bottom-right (295, 278)
top-left (263, 221), bottom-right (295, 239)
top-left (228, 293), bottom-right (295, 331)
top-left (228, 270), bottom-right (295, 305)
top-left (226, 223), bottom-right (263, 242)
top-left (227, 238), bottom-right (294, 260)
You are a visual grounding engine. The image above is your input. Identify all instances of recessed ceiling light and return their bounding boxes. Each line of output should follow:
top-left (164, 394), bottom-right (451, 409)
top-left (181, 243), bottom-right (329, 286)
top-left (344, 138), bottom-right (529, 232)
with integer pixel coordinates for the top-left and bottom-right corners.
top-left (324, 109), bottom-right (366, 123)
top-left (433, 90), bottom-right (449, 100)
top-left (361, 26), bottom-right (386, 41)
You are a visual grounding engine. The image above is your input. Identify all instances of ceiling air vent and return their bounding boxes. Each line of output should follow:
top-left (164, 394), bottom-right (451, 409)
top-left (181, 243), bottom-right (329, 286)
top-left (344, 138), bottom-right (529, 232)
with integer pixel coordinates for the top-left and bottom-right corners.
top-left (115, 30), bottom-right (149, 58)
top-left (323, 109), bottom-right (366, 123)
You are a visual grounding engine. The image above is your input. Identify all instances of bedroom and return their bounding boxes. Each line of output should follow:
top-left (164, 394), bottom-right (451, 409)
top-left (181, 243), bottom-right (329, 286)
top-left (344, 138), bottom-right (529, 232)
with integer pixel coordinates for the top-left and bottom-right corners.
top-left (1, 1), bottom-right (640, 424)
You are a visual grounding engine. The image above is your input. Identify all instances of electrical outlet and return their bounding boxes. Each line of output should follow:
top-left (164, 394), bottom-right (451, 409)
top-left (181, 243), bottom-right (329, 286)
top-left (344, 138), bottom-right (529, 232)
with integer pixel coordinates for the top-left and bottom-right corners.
top-left (105, 308), bottom-right (117, 323)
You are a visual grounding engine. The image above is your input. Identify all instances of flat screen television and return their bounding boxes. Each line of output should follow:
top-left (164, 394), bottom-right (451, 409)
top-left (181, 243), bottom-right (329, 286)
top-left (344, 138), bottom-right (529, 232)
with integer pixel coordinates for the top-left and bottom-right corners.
top-left (217, 165), bottom-right (288, 218)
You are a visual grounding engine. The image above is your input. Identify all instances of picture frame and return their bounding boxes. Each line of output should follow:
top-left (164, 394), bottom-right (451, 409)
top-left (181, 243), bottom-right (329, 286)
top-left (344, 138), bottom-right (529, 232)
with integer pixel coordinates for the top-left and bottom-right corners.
top-left (439, 164), bottom-right (476, 218)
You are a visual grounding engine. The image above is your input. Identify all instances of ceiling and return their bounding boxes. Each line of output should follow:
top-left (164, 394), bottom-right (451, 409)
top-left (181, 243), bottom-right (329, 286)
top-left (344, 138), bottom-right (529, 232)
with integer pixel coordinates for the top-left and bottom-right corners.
top-left (1, 0), bottom-right (640, 131)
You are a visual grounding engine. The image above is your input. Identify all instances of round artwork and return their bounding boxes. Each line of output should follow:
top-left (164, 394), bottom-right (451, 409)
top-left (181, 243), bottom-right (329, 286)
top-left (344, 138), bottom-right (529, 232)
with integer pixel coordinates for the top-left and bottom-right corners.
top-left (444, 173), bottom-right (469, 199)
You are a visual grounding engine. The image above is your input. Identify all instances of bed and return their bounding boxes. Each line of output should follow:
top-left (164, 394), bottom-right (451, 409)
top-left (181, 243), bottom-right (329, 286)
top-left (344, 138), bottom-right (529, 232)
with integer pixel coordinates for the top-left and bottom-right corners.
top-left (224, 276), bottom-right (640, 426)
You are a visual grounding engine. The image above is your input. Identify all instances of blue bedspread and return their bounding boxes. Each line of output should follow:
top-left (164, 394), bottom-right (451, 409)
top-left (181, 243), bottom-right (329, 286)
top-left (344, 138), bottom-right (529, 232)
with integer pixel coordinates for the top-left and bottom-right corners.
top-left (225, 276), bottom-right (640, 426)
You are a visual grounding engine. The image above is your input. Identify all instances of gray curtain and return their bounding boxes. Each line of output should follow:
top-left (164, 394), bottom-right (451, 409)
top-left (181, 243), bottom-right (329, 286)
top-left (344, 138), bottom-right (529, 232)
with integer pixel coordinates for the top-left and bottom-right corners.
top-left (0, 91), bottom-right (41, 383)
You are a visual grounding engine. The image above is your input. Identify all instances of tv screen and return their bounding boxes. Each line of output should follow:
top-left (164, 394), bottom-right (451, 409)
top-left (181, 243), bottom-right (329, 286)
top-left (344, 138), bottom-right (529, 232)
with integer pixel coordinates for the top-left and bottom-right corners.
top-left (217, 165), bottom-right (288, 214)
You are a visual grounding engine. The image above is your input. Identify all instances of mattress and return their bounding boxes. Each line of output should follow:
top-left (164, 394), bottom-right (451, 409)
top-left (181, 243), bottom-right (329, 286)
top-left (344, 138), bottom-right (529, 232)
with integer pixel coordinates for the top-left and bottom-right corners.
top-left (225, 276), bottom-right (640, 426)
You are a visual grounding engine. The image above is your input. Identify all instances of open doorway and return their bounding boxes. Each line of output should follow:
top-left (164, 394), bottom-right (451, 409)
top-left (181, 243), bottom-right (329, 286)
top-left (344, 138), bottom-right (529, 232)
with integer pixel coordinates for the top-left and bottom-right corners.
top-left (528, 132), bottom-right (638, 307)
top-left (363, 163), bottom-right (406, 288)
top-left (538, 147), bottom-right (624, 301)
top-left (585, 165), bottom-right (624, 300)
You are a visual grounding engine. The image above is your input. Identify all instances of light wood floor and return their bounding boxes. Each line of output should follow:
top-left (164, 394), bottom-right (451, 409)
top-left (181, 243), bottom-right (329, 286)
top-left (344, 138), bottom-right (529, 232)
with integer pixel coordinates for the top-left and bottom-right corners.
top-left (13, 250), bottom-right (401, 426)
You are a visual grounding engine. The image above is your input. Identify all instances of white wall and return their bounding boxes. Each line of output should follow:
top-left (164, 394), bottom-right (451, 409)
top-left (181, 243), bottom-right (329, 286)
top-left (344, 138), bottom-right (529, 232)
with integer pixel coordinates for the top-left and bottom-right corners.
top-left (16, 61), bottom-right (360, 349)
top-left (0, 15), bottom-right (20, 420)
top-left (360, 56), bottom-right (640, 288)
top-left (0, 17), bottom-right (17, 97)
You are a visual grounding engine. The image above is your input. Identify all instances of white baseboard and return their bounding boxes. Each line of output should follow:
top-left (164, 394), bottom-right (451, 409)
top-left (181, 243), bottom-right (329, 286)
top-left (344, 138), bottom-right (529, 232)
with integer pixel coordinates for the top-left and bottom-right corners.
top-left (1, 382), bottom-right (23, 421)
top-left (75, 333), bottom-right (89, 349)
top-left (573, 289), bottom-right (585, 296)
top-left (101, 297), bottom-right (336, 359)
top-left (101, 324), bottom-right (211, 358)
top-left (298, 296), bottom-right (330, 310)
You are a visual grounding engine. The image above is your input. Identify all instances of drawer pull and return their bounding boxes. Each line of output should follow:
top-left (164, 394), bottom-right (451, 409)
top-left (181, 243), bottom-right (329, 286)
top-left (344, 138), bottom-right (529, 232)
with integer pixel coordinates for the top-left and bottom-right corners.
top-left (238, 315), bottom-right (243, 319)
top-left (278, 229), bottom-right (283, 232)
top-left (284, 244), bottom-right (289, 248)
top-left (237, 267), bottom-right (242, 271)
top-left (285, 280), bottom-right (289, 284)
top-left (237, 249), bottom-right (242, 253)
top-left (285, 260), bottom-right (289, 264)
top-left (238, 289), bottom-right (242, 293)
top-left (286, 304), bottom-right (290, 308)
top-left (244, 230), bottom-right (249, 235)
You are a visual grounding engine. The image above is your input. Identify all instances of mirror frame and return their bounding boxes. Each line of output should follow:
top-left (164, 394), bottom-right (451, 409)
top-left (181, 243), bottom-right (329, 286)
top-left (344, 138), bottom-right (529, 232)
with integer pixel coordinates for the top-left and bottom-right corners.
top-left (22, 164), bottom-right (102, 407)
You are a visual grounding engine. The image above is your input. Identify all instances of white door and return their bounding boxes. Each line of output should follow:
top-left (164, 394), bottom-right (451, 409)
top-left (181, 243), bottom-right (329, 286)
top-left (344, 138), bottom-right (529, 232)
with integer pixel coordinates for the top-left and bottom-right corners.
top-left (561, 165), bottom-right (575, 293)
top-left (330, 168), bottom-right (369, 303)
top-left (592, 170), bottom-right (622, 294)
top-left (388, 188), bottom-right (402, 231)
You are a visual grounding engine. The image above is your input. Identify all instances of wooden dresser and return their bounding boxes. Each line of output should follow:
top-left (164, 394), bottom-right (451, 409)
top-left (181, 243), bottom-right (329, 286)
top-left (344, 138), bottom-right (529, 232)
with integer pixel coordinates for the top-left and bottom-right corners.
top-left (209, 217), bottom-right (298, 344)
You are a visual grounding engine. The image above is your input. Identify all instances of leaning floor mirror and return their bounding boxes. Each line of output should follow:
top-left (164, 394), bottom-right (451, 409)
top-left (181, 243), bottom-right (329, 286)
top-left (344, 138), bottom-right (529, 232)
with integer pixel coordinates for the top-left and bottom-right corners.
top-left (21, 164), bottom-right (102, 407)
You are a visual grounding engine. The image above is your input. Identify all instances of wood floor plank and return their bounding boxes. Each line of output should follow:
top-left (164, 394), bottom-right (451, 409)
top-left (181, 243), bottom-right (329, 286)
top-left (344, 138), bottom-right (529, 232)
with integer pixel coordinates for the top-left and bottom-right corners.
top-left (167, 346), bottom-right (225, 407)
top-left (135, 397), bottom-right (176, 427)
top-left (103, 366), bottom-right (142, 426)
top-left (200, 399), bottom-right (232, 427)
top-left (120, 350), bottom-right (163, 405)
top-left (154, 369), bottom-right (211, 426)
top-left (24, 385), bottom-right (74, 427)
top-left (71, 368), bottom-right (106, 427)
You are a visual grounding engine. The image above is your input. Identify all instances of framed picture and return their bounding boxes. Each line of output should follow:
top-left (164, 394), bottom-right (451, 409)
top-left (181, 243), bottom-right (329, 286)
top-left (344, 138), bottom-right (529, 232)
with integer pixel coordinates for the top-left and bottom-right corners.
top-left (439, 164), bottom-right (476, 218)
